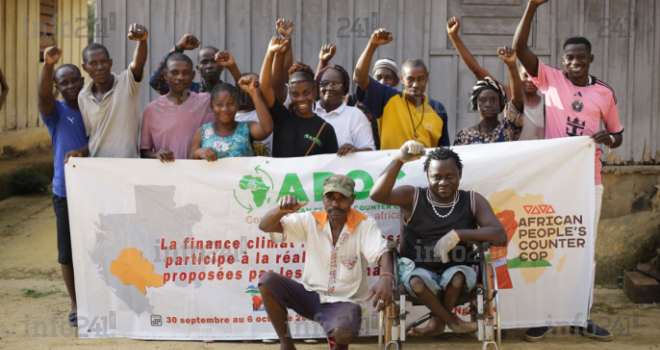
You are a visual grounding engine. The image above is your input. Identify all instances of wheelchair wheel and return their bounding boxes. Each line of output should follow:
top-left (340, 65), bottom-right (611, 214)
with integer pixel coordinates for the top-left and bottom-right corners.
top-left (478, 254), bottom-right (501, 349)
top-left (489, 261), bottom-right (502, 349)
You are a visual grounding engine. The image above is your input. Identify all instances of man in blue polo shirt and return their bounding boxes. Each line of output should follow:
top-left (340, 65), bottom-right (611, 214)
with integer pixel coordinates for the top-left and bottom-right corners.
top-left (38, 46), bottom-right (88, 327)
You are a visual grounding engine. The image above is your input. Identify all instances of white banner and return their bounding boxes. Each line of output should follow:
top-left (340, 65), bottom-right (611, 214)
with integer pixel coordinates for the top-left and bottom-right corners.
top-left (66, 136), bottom-right (595, 340)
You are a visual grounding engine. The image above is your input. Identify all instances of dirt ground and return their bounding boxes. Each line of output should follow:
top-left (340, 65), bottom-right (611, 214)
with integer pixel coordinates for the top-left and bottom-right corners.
top-left (1, 193), bottom-right (659, 350)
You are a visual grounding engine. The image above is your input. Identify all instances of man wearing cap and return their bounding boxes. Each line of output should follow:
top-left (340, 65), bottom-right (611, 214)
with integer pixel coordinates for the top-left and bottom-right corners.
top-left (372, 58), bottom-right (399, 88)
top-left (258, 175), bottom-right (393, 350)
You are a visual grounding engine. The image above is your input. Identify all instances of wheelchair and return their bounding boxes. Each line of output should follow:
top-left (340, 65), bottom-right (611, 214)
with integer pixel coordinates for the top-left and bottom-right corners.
top-left (377, 239), bottom-right (502, 350)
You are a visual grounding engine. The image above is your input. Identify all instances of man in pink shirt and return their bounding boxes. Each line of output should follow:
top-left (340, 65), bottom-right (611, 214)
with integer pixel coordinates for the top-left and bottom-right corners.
top-left (140, 53), bottom-right (216, 161)
top-left (514, 0), bottom-right (623, 343)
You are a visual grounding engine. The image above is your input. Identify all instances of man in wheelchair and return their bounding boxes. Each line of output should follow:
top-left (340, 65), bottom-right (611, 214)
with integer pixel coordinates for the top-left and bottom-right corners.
top-left (370, 141), bottom-right (507, 337)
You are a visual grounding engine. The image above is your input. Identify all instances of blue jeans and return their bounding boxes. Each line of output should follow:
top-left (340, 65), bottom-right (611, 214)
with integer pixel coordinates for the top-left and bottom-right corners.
top-left (403, 265), bottom-right (477, 300)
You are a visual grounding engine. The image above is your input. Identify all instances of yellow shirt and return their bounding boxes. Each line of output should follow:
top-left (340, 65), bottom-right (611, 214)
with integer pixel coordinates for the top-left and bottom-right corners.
top-left (357, 77), bottom-right (450, 149)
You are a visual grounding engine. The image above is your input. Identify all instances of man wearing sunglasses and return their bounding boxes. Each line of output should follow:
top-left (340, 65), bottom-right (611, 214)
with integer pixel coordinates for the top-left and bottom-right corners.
top-left (315, 64), bottom-right (376, 157)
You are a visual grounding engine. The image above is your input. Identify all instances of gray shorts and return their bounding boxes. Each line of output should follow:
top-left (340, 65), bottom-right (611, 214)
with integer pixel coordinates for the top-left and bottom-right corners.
top-left (258, 272), bottom-right (362, 335)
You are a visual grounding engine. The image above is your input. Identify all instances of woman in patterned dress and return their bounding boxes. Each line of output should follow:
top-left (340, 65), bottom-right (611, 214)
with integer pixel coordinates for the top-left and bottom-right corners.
top-left (453, 46), bottom-right (525, 146)
top-left (189, 76), bottom-right (274, 161)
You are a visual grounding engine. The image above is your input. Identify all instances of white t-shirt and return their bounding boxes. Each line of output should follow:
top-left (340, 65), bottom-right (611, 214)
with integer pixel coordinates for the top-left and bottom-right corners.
top-left (282, 83), bottom-right (292, 109)
top-left (519, 96), bottom-right (545, 140)
top-left (79, 69), bottom-right (142, 158)
top-left (270, 209), bottom-right (387, 308)
top-left (314, 101), bottom-right (376, 150)
top-left (234, 110), bottom-right (273, 156)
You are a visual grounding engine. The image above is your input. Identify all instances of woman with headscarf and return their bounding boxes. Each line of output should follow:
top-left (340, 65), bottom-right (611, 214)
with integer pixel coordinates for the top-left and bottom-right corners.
top-left (448, 16), bottom-right (543, 141)
top-left (454, 46), bottom-right (525, 146)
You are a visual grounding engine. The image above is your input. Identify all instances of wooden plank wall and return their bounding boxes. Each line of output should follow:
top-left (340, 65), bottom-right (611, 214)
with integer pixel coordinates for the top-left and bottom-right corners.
top-left (65, 1), bottom-right (660, 162)
top-left (0, 0), bottom-right (87, 135)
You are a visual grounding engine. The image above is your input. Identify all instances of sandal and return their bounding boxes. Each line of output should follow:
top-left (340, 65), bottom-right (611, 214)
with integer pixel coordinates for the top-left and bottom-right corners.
top-left (68, 310), bottom-right (78, 327)
top-left (434, 333), bottom-right (452, 340)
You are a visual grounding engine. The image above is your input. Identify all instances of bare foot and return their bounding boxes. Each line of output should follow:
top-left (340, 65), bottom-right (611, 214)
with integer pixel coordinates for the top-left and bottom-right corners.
top-left (408, 316), bottom-right (446, 337)
top-left (447, 319), bottom-right (478, 334)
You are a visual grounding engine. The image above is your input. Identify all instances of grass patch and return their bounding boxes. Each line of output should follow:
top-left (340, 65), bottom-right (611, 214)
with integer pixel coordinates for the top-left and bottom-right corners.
top-left (22, 286), bottom-right (61, 298)
top-left (10, 168), bottom-right (51, 195)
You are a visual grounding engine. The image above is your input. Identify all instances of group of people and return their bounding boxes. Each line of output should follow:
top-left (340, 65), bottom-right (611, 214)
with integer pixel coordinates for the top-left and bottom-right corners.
top-left (40, 0), bottom-right (624, 348)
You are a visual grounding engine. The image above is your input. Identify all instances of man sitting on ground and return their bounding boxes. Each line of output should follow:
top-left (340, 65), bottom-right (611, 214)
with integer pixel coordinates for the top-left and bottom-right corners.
top-left (258, 175), bottom-right (393, 350)
top-left (370, 142), bottom-right (507, 336)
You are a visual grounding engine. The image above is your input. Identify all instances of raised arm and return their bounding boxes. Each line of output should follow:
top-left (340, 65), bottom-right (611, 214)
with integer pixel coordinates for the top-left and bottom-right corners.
top-left (276, 18), bottom-right (294, 80)
top-left (316, 44), bottom-right (336, 79)
top-left (353, 29), bottom-right (393, 91)
top-left (259, 195), bottom-right (307, 233)
top-left (370, 141), bottom-right (425, 211)
top-left (260, 36), bottom-right (289, 108)
top-left (447, 17), bottom-right (511, 99)
top-left (498, 46), bottom-right (523, 111)
top-left (149, 34), bottom-right (201, 94)
top-left (513, 0), bottom-right (548, 77)
top-left (238, 76), bottom-right (274, 140)
top-left (271, 43), bottom-right (290, 103)
top-left (127, 23), bottom-right (149, 82)
top-left (271, 18), bottom-right (294, 103)
top-left (215, 51), bottom-right (242, 83)
top-left (447, 17), bottom-right (492, 81)
top-left (38, 46), bottom-right (60, 115)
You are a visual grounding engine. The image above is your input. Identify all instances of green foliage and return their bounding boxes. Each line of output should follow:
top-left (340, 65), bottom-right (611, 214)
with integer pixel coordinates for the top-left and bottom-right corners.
top-left (22, 286), bottom-right (61, 298)
top-left (11, 168), bottom-right (51, 194)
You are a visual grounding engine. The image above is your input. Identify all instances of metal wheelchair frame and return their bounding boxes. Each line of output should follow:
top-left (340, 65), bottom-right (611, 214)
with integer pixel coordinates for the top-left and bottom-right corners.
top-left (378, 241), bottom-right (502, 350)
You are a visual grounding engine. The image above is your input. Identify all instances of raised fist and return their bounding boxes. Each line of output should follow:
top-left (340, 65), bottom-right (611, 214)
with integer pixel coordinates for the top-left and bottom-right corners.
top-left (238, 76), bottom-right (257, 94)
top-left (214, 51), bottom-right (236, 67)
top-left (396, 140), bottom-right (426, 163)
top-left (267, 36), bottom-right (290, 54)
top-left (127, 23), bottom-right (148, 41)
top-left (276, 18), bottom-right (294, 37)
top-left (498, 46), bottom-right (517, 65)
top-left (370, 29), bottom-right (393, 46)
top-left (319, 44), bottom-right (336, 63)
top-left (176, 34), bottom-right (200, 51)
top-left (446, 17), bottom-right (460, 35)
top-left (44, 46), bottom-right (61, 65)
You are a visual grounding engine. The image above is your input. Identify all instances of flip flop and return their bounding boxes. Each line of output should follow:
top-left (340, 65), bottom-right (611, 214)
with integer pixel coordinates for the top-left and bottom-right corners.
top-left (68, 310), bottom-right (78, 327)
top-left (434, 333), bottom-right (452, 340)
top-left (452, 332), bottom-right (470, 338)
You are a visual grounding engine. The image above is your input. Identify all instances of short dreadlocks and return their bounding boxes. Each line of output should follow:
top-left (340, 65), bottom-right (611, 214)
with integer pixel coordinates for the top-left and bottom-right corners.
top-left (423, 147), bottom-right (463, 173)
